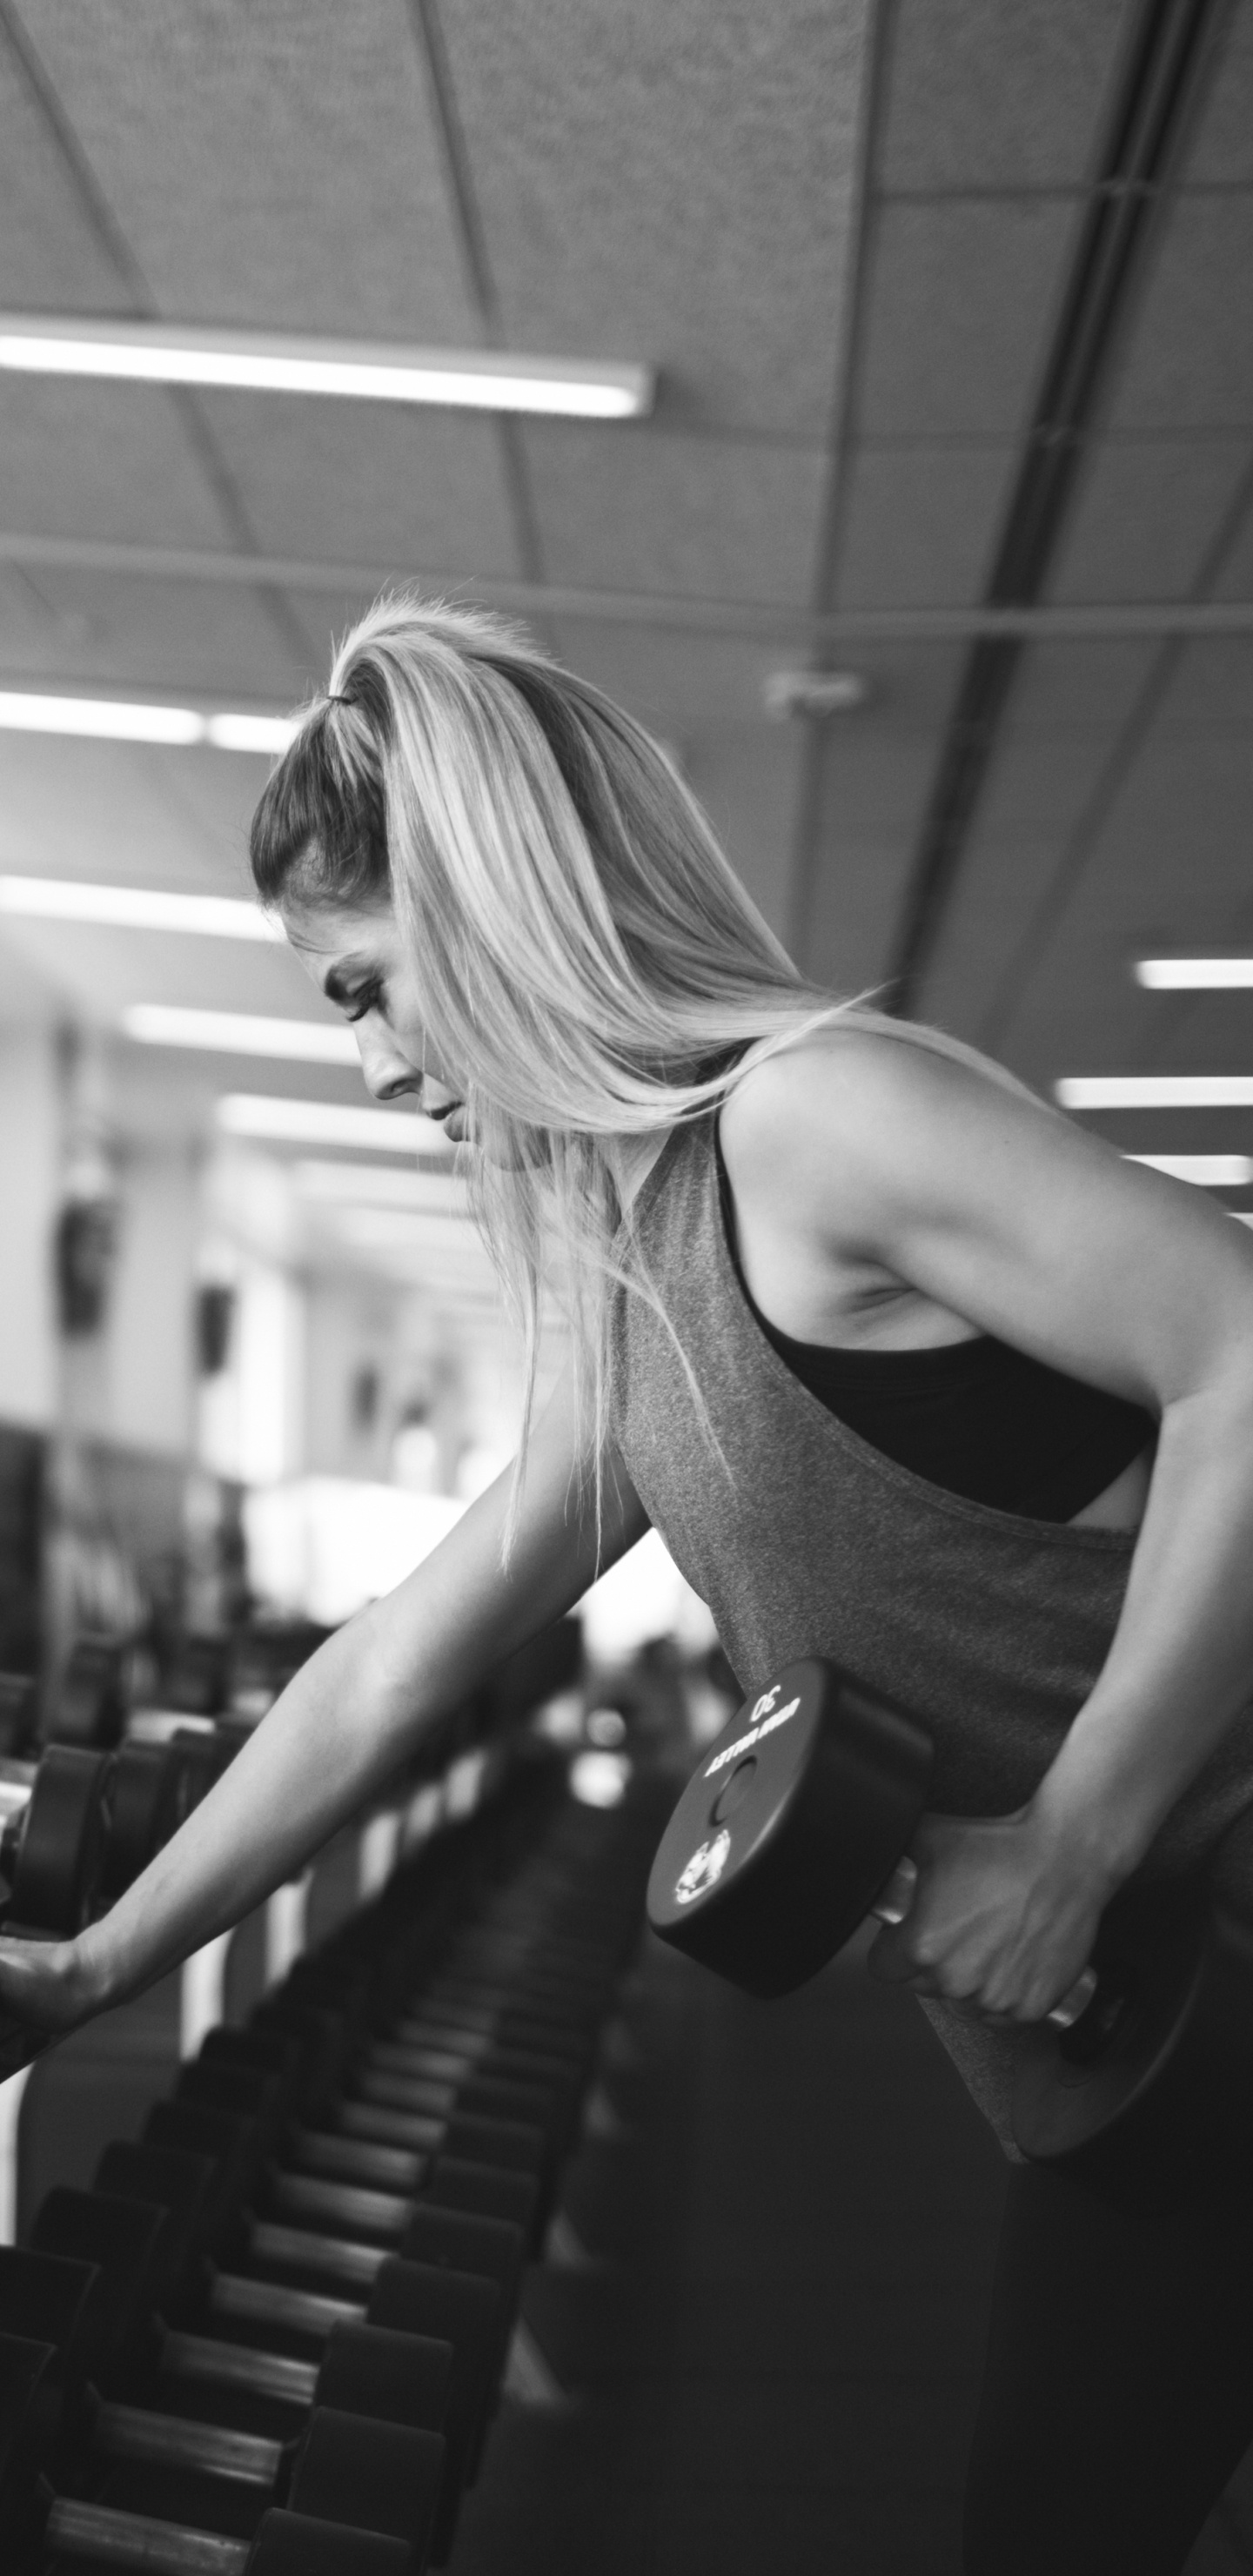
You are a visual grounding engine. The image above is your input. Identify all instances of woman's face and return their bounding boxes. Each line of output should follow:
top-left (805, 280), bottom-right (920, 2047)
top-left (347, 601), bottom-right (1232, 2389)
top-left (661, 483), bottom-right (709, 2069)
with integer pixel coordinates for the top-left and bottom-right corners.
top-left (283, 893), bottom-right (469, 1144)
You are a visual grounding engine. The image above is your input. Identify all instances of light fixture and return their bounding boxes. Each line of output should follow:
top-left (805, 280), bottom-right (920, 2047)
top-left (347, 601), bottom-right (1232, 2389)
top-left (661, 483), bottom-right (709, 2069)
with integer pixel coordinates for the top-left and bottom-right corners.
top-left (204, 713), bottom-right (297, 754)
top-left (0, 316), bottom-right (653, 419)
top-left (218, 1096), bottom-right (448, 1152)
top-left (0, 876), bottom-right (281, 940)
top-left (124, 1005), bottom-right (357, 1063)
top-left (763, 670), bottom-right (868, 720)
top-left (1057, 1076), bottom-right (1253, 1108)
top-left (0, 689), bottom-right (295, 752)
top-left (1126, 1153), bottom-right (1253, 1184)
top-left (1136, 959), bottom-right (1253, 989)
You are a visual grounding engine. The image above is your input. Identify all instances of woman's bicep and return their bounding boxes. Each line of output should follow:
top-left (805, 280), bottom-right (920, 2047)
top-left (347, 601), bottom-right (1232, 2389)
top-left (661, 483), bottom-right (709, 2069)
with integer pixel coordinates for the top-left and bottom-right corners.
top-left (870, 1056), bottom-right (1253, 1407)
top-left (757, 1034), bottom-right (1253, 1408)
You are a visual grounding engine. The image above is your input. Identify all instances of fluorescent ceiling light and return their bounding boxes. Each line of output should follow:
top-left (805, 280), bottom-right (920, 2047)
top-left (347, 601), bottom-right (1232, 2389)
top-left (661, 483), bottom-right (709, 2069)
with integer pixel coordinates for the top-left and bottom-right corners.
top-left (0, 316), bottom-right (653, 419)
top-left (1136, 959), bottom-right (1253, 989)
top-left (0, 689), bottom-right (295, 752)
top-left (204, 712), bottom-right (297, 754)
top-left (0, 689), bottom-right (203, 743)
top-left (0, 875), bottom-right (282, 940)
top-left (218, 1096), bottom-right (447, 1153)
top-left (1127, 1153), bottom-right (1253, 1184)
top-left (124, 1004), bottom-right (357, 1063)
top-left (1057, 1076), bottom-right (1253, 1108)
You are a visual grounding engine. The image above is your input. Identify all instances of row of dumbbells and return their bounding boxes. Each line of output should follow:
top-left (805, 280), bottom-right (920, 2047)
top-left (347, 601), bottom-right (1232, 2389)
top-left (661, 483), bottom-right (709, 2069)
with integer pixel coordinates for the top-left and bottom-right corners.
top-left (0, 1741), bottom-right (660, 2573)
top-left (0, 1727), bottom-right (257, 1941)
top-left (0, 1620), bottom-right (586, 1945)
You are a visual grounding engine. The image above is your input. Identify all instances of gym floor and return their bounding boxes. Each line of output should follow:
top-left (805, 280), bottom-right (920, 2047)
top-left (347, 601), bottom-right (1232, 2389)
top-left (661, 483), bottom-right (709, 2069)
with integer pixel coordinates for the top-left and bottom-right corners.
top-left (451, 1923), bottom-right (1253, 2576)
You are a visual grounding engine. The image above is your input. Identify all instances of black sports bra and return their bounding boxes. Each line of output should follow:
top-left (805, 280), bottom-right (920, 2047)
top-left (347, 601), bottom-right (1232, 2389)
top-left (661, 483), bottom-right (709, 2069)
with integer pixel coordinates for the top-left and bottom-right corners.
top-left (714, 1127), bottom-right (1155, 1522)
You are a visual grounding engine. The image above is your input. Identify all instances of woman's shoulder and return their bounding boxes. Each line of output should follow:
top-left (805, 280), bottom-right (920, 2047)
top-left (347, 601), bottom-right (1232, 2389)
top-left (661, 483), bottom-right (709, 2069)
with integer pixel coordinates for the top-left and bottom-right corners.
top-left (720, 1020), bottom-right (1012, 1186)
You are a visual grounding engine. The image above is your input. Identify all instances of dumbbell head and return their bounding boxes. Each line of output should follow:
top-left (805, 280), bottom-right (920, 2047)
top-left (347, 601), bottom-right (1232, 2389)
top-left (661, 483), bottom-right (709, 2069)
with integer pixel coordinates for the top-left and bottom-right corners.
top-left (1012, 1866), bottom-right (1221, 2163)
top-left (0, 2249), bottom-right (103, 2385)
top-left (3, 1747), bottom-right (110, 1932)
top-left (94, 2141), bottom-right (220, 2283)
top-left (30, 2190), bottom-right (171, 2362)
top-left (647, 1658), bottom-right (932, 1996)
top-left (97, 1741), bottom-right (181, 1902)
top-left (288, 2405), bottom-right (444, 2555)
top-left (83, 2392), bottom-right (444, 2556)
top-left (30, 2495), bottom-right (415, 2574)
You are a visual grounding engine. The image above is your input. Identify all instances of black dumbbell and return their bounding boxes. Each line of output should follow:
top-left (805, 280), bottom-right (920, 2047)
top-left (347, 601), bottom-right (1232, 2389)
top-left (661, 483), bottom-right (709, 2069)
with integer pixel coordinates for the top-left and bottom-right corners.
top-left (3, 2208), bottom-right (467, 2561)
top-left (0, 1746), bottom-right (110, 1935)
top-left (156, 2262), bottom-right (494, 2557)
top-left (165, 2046), bottom-right (545, 2244)
top-left (59, 2380), bottom-right (443, 2559)
top-left (646, 1655), bottom-right (1253, 2166)
top-left (2, 2339), bottom-right (415, 2576)
top-left (97, 1739), bottom-right (184, 1904)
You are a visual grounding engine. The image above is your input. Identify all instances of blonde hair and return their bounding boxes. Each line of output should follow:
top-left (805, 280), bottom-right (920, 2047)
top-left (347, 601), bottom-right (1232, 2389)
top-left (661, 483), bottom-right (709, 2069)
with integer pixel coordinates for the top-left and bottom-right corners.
top-left (250, 594), bottom-right (1015, 1553)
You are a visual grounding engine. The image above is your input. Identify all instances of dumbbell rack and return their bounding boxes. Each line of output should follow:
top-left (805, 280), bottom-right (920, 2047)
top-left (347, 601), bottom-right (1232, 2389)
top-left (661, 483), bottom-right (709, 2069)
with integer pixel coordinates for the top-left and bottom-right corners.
top-left (0, 1697), bottom-right (667, 2572)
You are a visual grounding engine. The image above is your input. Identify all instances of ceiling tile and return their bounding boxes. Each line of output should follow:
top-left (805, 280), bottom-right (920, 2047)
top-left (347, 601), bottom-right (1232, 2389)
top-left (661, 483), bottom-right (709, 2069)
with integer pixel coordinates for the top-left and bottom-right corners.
top-left (1049, 437), bottom-right (1251, 600)
top-left (805, 828), bottom-right (918, 995)
top-left (682, 725), bottom-right (807, 942)
top-left (0, 731), bottom-right (256, 891)
top-left (521, 426), bottom-right (829, 604)
top-left (834, 442), bottom-right (1018, 606)
top-left (981, 724), bottom-right (1253, 1069)
top-left (1106, 193), bottom-right (1253, 432)
top-left (1211, 479), bottom-right (1253, 599)
top-left (880, 0), bottom-right (1134, 192)
top-left (0, 23), bottom-right (129, 309)
top-left (1182, 0), bottom-right (1253, 185)
top-left (439, 0), bottom-right (871, 436)
top-left (546, 623), bottom-right (798, 735)
top-left (0, 566), bottom-right (305, 697)
top-left (855, 197), bottom-right (1082, 439)
top-left (192, 394), bottom-right (521, 579)
top-left (920, 833), bottom-right (1067, 1043)
top-left (1082, 732), bottom-right (1253, 886)
top-left (0, 375), bottom-right (236, 548)
top-left (803, 721), bottom-right (950, 987)
top-left (1151, 636), bottom-right (1253, 730)
top-left (13, 0), bottom-right (479, 339)
top-left (972, 728), bottom-right (1118, 840)
top-left (1005, 638), bottom-right (1158, 732)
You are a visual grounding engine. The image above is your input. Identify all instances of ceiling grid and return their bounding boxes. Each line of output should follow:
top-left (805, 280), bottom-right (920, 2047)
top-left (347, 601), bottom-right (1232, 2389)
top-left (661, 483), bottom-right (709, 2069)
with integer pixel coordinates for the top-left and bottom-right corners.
top-left (0, 0), bottom-right (1244, 1211)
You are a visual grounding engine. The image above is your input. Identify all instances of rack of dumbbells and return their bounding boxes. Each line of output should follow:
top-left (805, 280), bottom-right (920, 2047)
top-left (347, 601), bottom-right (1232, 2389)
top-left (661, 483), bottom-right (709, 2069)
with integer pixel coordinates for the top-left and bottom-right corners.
top-left (0, 1623), bottom-right (664, 2573)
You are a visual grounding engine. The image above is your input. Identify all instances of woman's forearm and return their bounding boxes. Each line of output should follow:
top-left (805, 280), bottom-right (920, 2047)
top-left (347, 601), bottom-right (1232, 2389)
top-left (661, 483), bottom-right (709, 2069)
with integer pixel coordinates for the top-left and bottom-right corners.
top-left (75, 1611), bottom-right (433, 2009)
top-left (71, 1426), bottom-right (626, 2015)
top-left (1031, 1374), bottom-right (1253, 1881)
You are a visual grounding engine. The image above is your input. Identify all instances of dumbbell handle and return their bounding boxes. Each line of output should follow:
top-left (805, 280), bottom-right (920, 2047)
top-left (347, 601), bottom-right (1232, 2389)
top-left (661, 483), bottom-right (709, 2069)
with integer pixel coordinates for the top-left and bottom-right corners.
top-left (874, 1859), bottom-right (1099, 2031)
top-left (92, 2395), bottom-right (284, 2488)
top-left (45, 2493), bottom-right (247, 2573)
top-left (161, 2323), bottom-right (320, 2407)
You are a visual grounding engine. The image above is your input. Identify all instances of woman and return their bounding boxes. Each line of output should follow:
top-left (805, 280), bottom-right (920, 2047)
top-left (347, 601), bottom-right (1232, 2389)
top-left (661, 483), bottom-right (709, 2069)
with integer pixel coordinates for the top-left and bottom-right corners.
top-left (5, 595), bottom-right (1253, 2572)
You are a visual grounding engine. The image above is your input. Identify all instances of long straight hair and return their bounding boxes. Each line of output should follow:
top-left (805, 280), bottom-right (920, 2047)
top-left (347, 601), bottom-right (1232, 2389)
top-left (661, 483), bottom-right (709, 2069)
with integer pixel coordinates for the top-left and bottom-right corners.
top-left (249, 594), bottom-right (1018, 1553)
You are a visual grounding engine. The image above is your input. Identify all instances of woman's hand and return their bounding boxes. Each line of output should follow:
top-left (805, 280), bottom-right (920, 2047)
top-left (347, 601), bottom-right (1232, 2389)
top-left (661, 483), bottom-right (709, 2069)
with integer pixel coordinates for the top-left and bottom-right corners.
top-left (0, 1935), bottom-right (99, 2079)
top-left (866, 1808), bottom-right (1117, 2024)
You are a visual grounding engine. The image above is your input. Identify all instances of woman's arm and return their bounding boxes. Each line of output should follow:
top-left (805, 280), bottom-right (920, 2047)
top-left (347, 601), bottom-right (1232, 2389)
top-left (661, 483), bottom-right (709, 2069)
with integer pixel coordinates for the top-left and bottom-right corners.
top-left (0, 1367), bottom-right (649, 2039)
top-left (722, 1030), bottom-right (1253, 2020)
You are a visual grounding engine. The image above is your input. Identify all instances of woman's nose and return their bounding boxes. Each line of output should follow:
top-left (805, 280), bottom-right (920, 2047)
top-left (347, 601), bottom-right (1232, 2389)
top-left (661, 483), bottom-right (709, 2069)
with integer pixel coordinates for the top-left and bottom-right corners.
top-left (355, 1021), bottom-right (421, 1102)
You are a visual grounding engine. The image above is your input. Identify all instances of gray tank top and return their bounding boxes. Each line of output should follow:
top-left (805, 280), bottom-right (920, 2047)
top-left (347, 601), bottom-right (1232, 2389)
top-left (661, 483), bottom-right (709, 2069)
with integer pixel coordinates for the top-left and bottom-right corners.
top-left (610, 1111), bottom-right (1253, 2157)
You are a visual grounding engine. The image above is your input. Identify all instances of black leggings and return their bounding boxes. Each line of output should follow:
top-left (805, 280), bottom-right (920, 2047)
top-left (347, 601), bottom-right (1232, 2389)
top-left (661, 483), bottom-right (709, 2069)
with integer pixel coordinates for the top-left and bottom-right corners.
top-left (963, 2147), bottom-right (1253, 2575)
